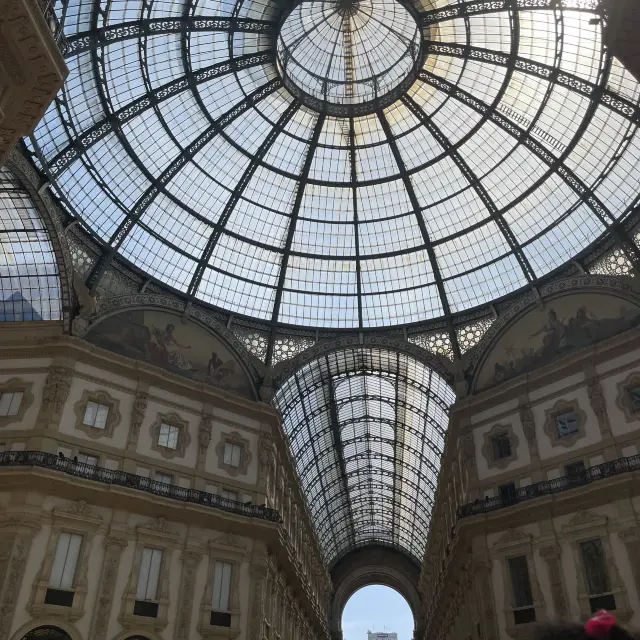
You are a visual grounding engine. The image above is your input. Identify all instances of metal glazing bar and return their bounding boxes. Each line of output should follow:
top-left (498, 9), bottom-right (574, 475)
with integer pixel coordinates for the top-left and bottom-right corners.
top-left (423, 41), bottom-right (639, 124)
top-left (46, 51), bottom-right (273, 177)
top-left (420, 0), bottom-right (599, 26)
top-left (63, 16), bottom-right (276, 57)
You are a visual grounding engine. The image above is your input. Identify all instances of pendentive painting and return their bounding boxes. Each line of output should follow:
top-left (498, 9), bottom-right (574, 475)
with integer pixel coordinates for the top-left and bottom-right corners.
top-left (476, 292), bottom-right (640, 390)
top-left (86, 309), bottom-right (254, 398)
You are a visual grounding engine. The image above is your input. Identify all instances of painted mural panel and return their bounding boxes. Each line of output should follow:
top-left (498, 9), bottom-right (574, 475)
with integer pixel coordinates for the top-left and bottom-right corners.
top-left (476, 293), bottom-right (640, 389)
top-left (86, 310), bottom-right (253, 398)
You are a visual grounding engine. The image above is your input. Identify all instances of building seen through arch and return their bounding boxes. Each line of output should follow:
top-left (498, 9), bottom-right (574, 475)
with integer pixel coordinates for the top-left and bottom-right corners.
top-left (0, 0), bottom-right (640, 638)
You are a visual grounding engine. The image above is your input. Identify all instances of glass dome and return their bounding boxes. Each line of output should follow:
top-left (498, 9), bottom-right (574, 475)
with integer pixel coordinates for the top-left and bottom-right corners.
top-left (31, 0), bottom-right (640, 329)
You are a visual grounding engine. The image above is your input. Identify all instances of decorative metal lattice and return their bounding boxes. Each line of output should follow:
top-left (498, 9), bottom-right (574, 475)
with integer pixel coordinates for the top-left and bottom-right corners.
top-left (232, 325), bottom-right (270, 362)
top-left (67, 232), bottom-right (98, 278)
top-left (408, 330), bottom-right (454, 360)
top-left (271, 334), bottom-right (316, 365)
top-left (456, 316), bottom-right (495, 354)
top-left (588, 247), bottom-right (635, 277)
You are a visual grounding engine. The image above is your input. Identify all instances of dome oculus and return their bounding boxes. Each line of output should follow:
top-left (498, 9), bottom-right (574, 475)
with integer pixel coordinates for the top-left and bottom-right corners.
top-left (276, 0), bottom-right (422, 115)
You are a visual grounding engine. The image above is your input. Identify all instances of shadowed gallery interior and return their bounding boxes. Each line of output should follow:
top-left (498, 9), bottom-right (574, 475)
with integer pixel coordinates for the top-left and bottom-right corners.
top-left (0, 0), bottom-right (639, 638)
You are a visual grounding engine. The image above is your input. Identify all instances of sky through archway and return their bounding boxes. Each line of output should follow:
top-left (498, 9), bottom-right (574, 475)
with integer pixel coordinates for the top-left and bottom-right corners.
top-left (342, 584), bottom-right (414, 640)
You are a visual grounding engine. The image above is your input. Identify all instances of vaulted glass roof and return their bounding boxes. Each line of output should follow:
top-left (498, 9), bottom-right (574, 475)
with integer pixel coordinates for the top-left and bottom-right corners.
top-left (273, 348), bottom-right (455, 565)
top-left (30, 0), bottom-right (640, 329)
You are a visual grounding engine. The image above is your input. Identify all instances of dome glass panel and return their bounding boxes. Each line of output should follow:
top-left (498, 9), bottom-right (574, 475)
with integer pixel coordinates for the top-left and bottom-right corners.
top-left (30, 0), bottom-right (640, 329)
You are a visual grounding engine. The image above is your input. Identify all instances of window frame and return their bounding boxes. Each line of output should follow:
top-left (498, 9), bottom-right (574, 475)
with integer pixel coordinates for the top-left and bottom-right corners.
top-left (73, 389), bottom-right (121, 439)
top-left (481, 424), bottom-right (519, 470)
top-left (198, 536), bottom-right (246, 635)
top-left (0, 378), bottom-right (33, 427)
top-left (150, 412), bottom-right (190, 460)
top-left (82, 400), bottom-right (110, 429)
top-left (543, 399), bottom-right (587, 448)
top-left (616, 372), bottom-right (640, 423)
top-left (215, 431), bottom-right (252, 477)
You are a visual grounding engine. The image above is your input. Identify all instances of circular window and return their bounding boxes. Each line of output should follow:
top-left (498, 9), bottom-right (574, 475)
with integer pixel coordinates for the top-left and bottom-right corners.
top-left (277, 0), bottom-right (422, 115)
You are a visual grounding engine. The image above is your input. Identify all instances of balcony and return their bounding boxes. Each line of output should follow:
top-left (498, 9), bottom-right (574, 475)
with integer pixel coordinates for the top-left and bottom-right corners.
top-left (457, 454), bottom-right (640, 518)
top-left (0, 450), bottom-right (281, 522)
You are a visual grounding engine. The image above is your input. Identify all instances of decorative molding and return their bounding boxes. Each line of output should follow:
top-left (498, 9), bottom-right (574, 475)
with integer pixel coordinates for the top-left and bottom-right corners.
top-left (615, 371), bottom-right (640, 423)
top-left (518, 398), bottom-right (538, 455)
top-left (37, 365), bottom-right (73, 427)
top-left (539, 544), bottom-right (568, 617)
top-left (90, 534), bottom-right (129, 640)
top-left (149, 411), bottom-right (191, 460)
top-left (174, 547), bottom-right (203, 640)
top-left (0, 529), bottom-right (38, 640)
top-left (215, 431), bottom-right (252, 477)
top-left (586, 375), bottom-right (613, 438)
top-left (492, 528), bottom-right (532, 550)
top-left (73, 389), bottom-right (121, 439)
top-left (542, 399), bottom-right (587, 448)
top-left (128, 389), bottom-right (148, 446)
top-left (0, 378), bottom-right (34, 428)
top-left (562, 509), bottom-right (607, 534)
top-left (481, 423), bottom-right (519, 470)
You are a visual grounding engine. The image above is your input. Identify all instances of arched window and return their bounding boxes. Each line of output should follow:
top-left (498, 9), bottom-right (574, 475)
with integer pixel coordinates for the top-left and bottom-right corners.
top-left (0, 167), bottom-right (61, 321)
top-left (20, 627), bottom-right (71, 640)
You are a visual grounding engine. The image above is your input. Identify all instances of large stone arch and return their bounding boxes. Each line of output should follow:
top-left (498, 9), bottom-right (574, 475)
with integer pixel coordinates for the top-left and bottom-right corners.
top-left (329, 547), bottom-right (421, 640)
top-left (271, 334), bottom-right (455, 391)
top-left (83, 298), bottom-right (262, 399)
top-left (10, 621), bottom-right (81, 640)
top-left (468, 275), bottom-right (640, 392)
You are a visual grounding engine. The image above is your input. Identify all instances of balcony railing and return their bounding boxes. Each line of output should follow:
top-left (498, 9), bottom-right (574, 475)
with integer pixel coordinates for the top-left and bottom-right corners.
top-left (0, 451), bottom-right (281, 522)
top-left (457, 454), bottom-right (640, 518)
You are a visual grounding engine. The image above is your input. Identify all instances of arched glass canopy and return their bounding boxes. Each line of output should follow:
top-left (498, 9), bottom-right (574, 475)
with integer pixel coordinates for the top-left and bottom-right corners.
top-left (0, 168), bottom-right (61, 321)
top-left (273, 348), bottom-right (455, 565)
top-left (31, 0), bottom-right (640, 329)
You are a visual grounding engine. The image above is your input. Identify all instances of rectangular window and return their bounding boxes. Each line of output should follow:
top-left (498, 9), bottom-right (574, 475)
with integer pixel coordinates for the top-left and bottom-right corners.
top-left (83, 401), bottom-right (109, 429)
top-left (49, 532), bottom-right (83, 590)
top-left (223, 442), bottom-right (242, 467)
top-left (556, 412), bottom-right (579, 439)
top-left (220, 489), bottom-right (238, 502)
top-left (154, 471), bottom-right (173, 485)
top-left (499, 482), bottom-right (518, 504)
top-left (158, 423), bottom-right (179, 449)
top-left (77, 453), bottom-right (99, 467)
top-left (629, 387), bottom-right (640, 413)
top-left (580, 539), bottom-right (611, 595)
top-left (136, 548), bottom-right (163, 601)
top-left (565, 461), bottom-right (586, 479)
top-left (491, 434), bottom-right (511, 460)
top-left (212, 561), bottom-right (233, 612)
top-left (0, 391), bottom-right (23, 416)
top-left (508, 555), bottom-right (536, 625)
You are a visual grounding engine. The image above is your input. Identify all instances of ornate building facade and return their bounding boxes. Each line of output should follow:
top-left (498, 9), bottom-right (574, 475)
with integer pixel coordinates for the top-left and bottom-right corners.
top-left (1, 0), bottom-right (640, 636)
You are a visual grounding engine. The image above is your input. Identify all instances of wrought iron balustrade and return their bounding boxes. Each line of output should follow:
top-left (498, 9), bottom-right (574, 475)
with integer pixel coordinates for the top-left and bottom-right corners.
top-left (0, 451), bottom-right (281, 522)
top-left (457, 454), bottom-right (640, 518)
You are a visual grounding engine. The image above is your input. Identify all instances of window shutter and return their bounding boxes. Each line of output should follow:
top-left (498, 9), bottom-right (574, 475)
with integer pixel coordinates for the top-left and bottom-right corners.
top-left (50, 532), bottom-right (83, 590)
top-left (137, 548), bottom-right (163, 601)
top-left (212, 561), bottom-right (232, 611)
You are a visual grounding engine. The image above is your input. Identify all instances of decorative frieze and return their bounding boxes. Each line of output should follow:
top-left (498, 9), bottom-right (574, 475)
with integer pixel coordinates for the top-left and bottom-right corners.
top-left (127, 389), bottom-right (148, 446)
top-left (37, 365), bottom-right (73, 427)
top-left (539, 544), bottom-right (568, 618)
top-left (90, 534), bottom-right (129, 640)
top-left (175, 548), bottom-right (202, 640)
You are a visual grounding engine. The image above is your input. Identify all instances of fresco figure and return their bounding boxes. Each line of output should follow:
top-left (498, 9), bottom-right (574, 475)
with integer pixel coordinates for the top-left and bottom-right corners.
top-left (530, 310), bottom-right (568, 353)
top-left (151, 324), bottom-right (193, 370)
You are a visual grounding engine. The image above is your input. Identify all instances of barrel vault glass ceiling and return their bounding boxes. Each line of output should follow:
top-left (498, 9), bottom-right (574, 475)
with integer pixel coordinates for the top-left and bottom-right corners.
top-left (29, 0), bottom-right (640, 330)
top-left (273, 347), bottom-right (456, 565)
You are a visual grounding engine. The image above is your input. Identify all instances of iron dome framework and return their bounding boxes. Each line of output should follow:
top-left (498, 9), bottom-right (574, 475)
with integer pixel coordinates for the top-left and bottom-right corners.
top-left (26, 0), bottom-right (640, 342)
top-left (273, 347), bottom-right (455, 565)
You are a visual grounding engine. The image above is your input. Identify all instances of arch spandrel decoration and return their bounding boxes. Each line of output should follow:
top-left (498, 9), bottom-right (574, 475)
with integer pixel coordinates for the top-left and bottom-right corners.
top-left (470, 276), bottom-right (640, 392)
top-left (85, 306), bottom-right (259, 399)
top-left (273, 346), bottom-right (456, 566)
